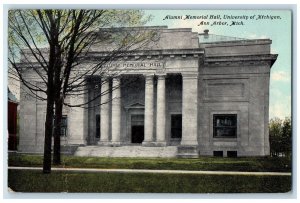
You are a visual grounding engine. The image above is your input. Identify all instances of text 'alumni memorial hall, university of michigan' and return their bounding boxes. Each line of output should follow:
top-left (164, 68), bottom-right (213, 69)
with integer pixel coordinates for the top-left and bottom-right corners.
top-left (18, 26), bottom-right (278, 158)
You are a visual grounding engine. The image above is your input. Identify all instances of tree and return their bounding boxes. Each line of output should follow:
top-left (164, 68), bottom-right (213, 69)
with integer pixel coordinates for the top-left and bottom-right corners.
top-left (8, 9), bottom-right (154, 173)
top-left (269, 117), bottom-right (292, 157)
top-left (269, 118), bottom-right (282, 157)
top-left (281, 117), bottom-right (292, 157)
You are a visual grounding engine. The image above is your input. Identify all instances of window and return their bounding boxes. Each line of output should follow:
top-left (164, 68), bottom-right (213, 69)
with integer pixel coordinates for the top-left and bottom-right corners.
top-left (96, 114), bottom-right (100, 138)
top-left (60, 116), bottom-right (68, 137)
top-left (227, 151), bottom-right (237, 157)
top-left (213, 114), bottom-right (237, 138)
top-left (171, 114), bottom-right (182, 139)
top-left (213, 151), bottom-right (223, 157)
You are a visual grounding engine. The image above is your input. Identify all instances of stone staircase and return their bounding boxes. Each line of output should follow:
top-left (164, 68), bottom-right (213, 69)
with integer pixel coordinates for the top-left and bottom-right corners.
top-left (176, 146), bottom-right (199, 158)
top-left (61, 145), bottom-right (80, 155)
top-left (73, 145), bottom-right (200, 158)
top-left (74, 145), bottom-right (178, 158)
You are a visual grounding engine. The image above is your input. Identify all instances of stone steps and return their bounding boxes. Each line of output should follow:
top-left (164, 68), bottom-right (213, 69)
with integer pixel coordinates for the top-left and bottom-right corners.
top-left (177, 146), bottom-right (199, 158)
top-left (61, 145), bottom-right (80, 155)
top-left (74, 146), bottom-right (178, 158)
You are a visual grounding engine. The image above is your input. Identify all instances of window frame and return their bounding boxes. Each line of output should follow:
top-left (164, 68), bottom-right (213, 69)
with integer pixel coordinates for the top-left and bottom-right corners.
top-left (213, 114), bottom-right (237, 138)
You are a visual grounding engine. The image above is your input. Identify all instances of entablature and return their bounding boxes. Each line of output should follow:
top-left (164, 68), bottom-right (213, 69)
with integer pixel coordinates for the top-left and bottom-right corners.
top-left (82, 48), bottom-right (204, 61)
top-left (203, 54), bottom-right (278, 67)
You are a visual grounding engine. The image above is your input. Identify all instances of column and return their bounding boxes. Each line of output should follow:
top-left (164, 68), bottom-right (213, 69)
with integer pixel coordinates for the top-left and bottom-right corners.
top-left (143, 74), bottom-right (154, 146)
top-left (98, 77), bottom-right (110, 145)
top-left (111, 77), bottom-right (122, 145)
top-left (156, 74), bottom-right (166, 146)
top-left (181, 73), bottom-right (198, 146)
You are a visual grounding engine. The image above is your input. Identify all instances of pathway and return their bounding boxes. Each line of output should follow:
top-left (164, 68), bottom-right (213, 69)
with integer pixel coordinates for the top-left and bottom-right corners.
top-left (8, 166), bottom-right (291, 176)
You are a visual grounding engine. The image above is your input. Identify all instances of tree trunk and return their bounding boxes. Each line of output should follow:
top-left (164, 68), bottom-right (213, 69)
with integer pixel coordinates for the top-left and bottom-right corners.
top-left (53, 97), bottom-right (63, 165)
top-left (42, 94), bottom-right (55, 173)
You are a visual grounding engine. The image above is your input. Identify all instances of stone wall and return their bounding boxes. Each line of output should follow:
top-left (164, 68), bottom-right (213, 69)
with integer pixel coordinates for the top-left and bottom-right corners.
top-left (198, 39), bottom-right (275, 157)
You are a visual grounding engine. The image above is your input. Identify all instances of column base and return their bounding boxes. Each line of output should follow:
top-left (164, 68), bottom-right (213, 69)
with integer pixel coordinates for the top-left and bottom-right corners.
top-left (97, 141), bottom-right (111, 146)
top-left (154, 141), bottom-right (167, 147)
top-left (142, 141), bottom-right (156, 147)
top-left (110, 142), bottom-right (122, 147)
top-left (180, 140), bottom-right (198, 146)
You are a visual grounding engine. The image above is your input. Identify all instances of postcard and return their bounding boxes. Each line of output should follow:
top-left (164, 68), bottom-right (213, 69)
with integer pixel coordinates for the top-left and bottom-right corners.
top-left (7, 9), bottom-right (292, 194)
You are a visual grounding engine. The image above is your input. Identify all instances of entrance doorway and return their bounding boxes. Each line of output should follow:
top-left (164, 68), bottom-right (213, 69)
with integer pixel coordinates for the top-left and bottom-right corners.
top-left (131, 125), bottom-right (144, 143)
top-left (171, 114), bottom-right (182, 139)
top-left (131, 114), bottom-right (144, 144)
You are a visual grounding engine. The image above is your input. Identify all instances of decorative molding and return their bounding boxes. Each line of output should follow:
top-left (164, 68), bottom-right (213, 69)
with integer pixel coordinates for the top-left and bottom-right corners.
top-left (124, 102), bottom-right (145, 110)
top-left (81, 48), bottom-right (204, 61)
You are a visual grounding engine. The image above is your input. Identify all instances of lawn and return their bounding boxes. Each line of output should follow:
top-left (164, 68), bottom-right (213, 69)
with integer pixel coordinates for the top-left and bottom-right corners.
top-left (7, 154), bottom-right (292, 193)
top-left (8, 169), bottom-right (291, 193)
top-left (8, 153), bottom-right (291, 172)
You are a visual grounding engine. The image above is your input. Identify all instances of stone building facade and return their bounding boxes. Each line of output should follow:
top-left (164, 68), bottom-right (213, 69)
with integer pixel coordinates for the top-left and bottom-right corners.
top-left (18, 26), bottom-right (277, 157)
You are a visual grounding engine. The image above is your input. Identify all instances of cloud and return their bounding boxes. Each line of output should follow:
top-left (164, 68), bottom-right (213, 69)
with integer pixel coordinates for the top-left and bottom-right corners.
top-left (247, 33), bottom-right (268, 39)
top-left (269, 100), bottom-right (291, 119)
top-left (271, 48), bottom-right (278, 54)
top-left (271, 71), bottom-right (290, 82)
top-left (168, 19), bottom-right (203, 32)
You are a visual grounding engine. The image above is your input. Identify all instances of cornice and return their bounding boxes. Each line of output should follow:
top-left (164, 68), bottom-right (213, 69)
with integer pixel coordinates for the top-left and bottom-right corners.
top-left (82, 48), bottom-right (204, 61)
top-left (203, 54), bottom-right (278, 67)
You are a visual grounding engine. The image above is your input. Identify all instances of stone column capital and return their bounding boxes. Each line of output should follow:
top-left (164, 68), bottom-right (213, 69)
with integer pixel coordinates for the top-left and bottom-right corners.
top-left (144, 74), bottom-right (155, 83)
top-left (100, 75), bottom-right (110, 80)
top-left (112, 76), bottom-right (121, 81)
top-left (144, 74), bottom-right (155, 78)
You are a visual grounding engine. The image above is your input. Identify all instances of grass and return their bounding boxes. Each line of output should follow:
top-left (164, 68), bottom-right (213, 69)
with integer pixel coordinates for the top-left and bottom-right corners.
top-left (8, 154), bottom-right (292, 193)
top-left (8, 169), bottom-right (291, 193)
top-left (8, 153), bottom-right (291, 172)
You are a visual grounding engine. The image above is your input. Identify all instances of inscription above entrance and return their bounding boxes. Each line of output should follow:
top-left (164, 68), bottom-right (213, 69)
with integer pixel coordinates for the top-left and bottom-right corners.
top-left (103, 61), bottom-right (164, 69)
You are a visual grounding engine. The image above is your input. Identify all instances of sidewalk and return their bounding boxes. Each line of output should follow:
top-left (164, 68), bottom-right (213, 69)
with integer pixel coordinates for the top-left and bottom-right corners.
top-left (8, 166), bottom-right (291, 176)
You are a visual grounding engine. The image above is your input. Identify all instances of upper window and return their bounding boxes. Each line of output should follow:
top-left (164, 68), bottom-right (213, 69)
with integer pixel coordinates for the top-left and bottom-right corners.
top-left (213, 114), bottom-right (237, 138)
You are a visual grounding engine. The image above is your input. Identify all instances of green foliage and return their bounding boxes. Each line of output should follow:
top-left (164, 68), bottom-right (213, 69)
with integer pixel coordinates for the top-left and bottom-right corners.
top-left (8, 170), bottom-right (291, 193)
top-left (8, 154), bottom-right (291, 172)
top-left (269, 117), bottom-right (292, 157)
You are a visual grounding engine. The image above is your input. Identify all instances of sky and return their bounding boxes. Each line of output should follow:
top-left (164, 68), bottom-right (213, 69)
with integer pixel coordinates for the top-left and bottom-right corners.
top-left (144, 10), bottom-right (291, 120)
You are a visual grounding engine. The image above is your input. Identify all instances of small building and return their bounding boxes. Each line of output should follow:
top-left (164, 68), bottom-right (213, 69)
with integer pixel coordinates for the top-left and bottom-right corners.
top-left (17, 26), bottom-right (277, 157)
top-left (8, 88), bottom-right (18, 151)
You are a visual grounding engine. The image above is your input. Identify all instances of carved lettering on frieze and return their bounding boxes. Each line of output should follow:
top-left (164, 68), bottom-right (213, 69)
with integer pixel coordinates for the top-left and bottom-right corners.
top-left (102, 61), bottom-right (165, 70)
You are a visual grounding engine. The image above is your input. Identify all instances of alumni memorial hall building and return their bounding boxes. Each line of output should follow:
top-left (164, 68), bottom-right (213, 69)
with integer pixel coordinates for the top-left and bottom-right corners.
top-left (18, 26), bottom-right (278, 158)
